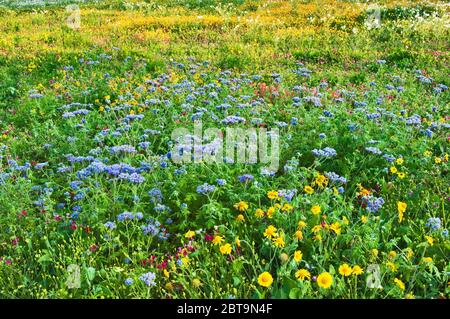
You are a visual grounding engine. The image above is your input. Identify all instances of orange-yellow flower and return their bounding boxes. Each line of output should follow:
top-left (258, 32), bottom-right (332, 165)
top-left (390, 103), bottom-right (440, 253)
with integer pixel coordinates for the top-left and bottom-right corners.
top-left (263, 225), bottom-right (277, 239)
top-left (314, 174), bottom-right (329, 188)
top-left (219, 243), bottom-right (232, 255)
top-left (293, 250), bottom-right (303, 262)
top-left (184, 230), bottom-right (195, 239)
top-left (267, 190), bottom-right (279, 200)
top-left (330, 221), bottom-right (341, 235)
top-left (394, 278), bottom-right (405, 290)
top-left (338, 263), bottom-right (353, 276)
top-left (294, 230), bottom-right (303, 240)
top-left (397, 201), bottom-right (406, 223)
top-left (257, 272), bottom-right (273, 288)
top-left (317, 272), bottom-right (333, 289)
top-left (267, 206), bottom-right (275, 219)
top-left (255, 208), bottom-right (265, 218)
top-left (298, 221), bottom-right (307, 229)
top-left (295, 269), bottom-right (311, 281)
top-left (352, 265), bottom-right (363, 276)
top-left (311, 205), bottom-right (321, 215)
top-left (304, 185), bottom-right (314, 195)
top-left (234, 201), bottom-right (249, 212)
top-left (361, 215), bottom-right (367, 223)
top-left (272, 235), bottom-right (285, 248)
top-left (212, 235), bottom-right (224, 245)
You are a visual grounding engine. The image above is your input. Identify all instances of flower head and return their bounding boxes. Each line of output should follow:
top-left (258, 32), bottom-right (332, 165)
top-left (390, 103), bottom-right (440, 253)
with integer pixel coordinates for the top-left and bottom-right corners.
top-left (234, 201), bottom-right (249, 212)
top-left (185, 230), bottom-right (195, 239)
top-left (295, 269), bottom-right (311, 281)
top-left (397, 201), bottom-right (407, 223)
top-left (394, 278), bottom-right (405, 290)
top-left (272, 235), bottom-right (285, 248)
top-left (304, 185), bottom-right (314, 195)
top-left (258, 272), bottom-right (273, 288)
top-left (267, 190), bottom-right (279, 200)
top-left (212, 235), bottom-right (224, 245)
top-left (425, 235), bottom-right (434, 246)
top-left (219, 243), bottom-right (232, 255)
top-left (317, 272), bottom-right (333, 289)
top-left (330, 221), bottom-right (341, 235)
top-left (139, 272), bottom-right (156, 287)
top-left (311, 205), bottom-right (321, 215)
top-left (352, 265), bottom-right (363, 275)
top-left (263, 225), bottom-right (277, 239)
top-left (338, 263), bottom-right (353, 276)
top-left (255, 208), bottom-right (265, 218)
top-left (294, 250), bottom-right (303, 262)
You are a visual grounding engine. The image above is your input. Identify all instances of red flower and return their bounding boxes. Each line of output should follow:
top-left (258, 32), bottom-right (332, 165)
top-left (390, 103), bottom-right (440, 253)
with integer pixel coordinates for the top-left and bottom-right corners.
top-left (18, 210), bottom-right (27, 218)
top-left (157, 260), bottom-right (168, 270)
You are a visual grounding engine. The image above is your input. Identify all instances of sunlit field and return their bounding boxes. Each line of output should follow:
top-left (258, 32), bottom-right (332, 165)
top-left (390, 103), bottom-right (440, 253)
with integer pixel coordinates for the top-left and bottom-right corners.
top-left (0, 0), bottom-right (449, 299)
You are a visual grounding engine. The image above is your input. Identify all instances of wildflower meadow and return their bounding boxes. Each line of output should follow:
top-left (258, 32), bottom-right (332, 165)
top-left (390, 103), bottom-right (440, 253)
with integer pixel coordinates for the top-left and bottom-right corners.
top-left (0, 0), bottom-right (448, 300)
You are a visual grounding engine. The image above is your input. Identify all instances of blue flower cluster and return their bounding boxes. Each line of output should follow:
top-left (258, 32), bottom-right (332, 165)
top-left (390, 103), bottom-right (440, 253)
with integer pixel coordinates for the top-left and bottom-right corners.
top-left (196, 183), bottom-right (216, 194)
top-left (312, 147), bottom-right (337, 158)
top-left (325, 172), bottom-right (347, 184)
top-left (363, 195), bottom-right (385, 213)
top-left (117, 211), bottom-right (143, 222)
top-left (139, 272), bottom-right (156, 287)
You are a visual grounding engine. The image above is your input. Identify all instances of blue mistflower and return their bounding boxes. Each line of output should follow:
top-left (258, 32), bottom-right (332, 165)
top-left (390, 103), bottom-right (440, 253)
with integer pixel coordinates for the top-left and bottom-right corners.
top-left (124, 278), bottom-right (134, 286)
top-left (139, 272), bottom-right (156, 287)
top-left (104, 221), bottom-right (116, 230)
top-left (238, 174), bottom-right (254, 183)
top-left (425, 217), bottom-right (441, 230)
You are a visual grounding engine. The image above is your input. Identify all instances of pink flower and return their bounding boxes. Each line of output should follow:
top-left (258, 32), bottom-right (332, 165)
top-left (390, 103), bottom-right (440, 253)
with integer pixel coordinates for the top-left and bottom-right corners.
top-left (11, 237), bottom-right (20, 246)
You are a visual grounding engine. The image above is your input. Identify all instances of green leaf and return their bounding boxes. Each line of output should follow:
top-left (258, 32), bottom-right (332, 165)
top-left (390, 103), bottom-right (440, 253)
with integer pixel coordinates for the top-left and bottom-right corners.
top-left (289, 288), bottom-right (300, 299)
top-left (86, 267), bottom-right (96, 282)
top-left (37, 254), bottom-right (52, 264)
